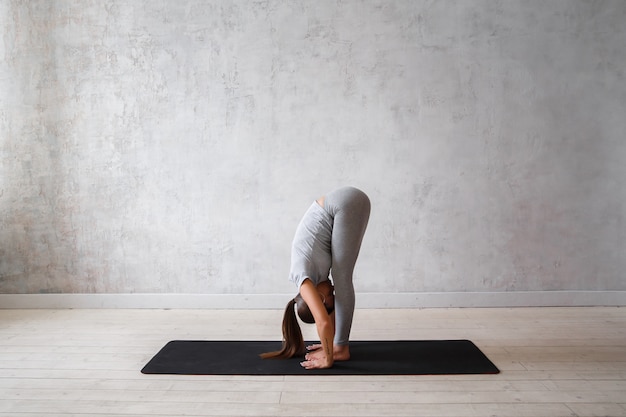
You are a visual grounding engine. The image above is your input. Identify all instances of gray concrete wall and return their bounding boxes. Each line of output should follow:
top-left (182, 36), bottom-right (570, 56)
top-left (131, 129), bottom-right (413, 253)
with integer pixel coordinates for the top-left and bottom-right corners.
top-left (1, 1), bottom-right (625, 299)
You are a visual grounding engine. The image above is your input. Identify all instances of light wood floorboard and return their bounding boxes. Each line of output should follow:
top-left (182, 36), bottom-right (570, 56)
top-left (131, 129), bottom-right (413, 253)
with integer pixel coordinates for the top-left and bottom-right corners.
top-left (0, 307), bottom-right (625, 416)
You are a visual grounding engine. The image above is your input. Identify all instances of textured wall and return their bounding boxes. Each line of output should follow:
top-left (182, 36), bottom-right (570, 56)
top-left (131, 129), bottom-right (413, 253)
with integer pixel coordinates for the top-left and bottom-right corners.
top-left (1, 1), bottom-right (625, 296)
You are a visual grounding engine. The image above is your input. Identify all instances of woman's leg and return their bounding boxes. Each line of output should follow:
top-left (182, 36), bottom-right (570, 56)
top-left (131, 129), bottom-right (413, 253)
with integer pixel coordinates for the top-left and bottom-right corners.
top-left (323, 187), bottom-right (371, 346)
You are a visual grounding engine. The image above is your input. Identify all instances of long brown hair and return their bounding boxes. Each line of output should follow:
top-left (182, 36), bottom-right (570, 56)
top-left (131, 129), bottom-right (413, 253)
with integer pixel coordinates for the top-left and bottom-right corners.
top-left (260, 296), bottom-right (310, 359)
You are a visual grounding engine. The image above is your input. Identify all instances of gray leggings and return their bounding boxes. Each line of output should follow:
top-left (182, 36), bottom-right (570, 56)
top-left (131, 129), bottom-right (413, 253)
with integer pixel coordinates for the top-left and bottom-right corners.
top-left (323, 187), bottom-right (371, 345)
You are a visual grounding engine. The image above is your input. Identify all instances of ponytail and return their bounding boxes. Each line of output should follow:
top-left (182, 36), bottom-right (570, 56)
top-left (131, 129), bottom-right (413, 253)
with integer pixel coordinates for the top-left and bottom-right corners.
top-left (260, 298), bottom-right (305, 359)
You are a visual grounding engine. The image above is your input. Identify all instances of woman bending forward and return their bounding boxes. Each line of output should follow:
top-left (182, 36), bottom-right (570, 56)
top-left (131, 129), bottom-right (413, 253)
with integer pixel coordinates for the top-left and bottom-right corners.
top-left (261, 186), bottom-right (370, 369)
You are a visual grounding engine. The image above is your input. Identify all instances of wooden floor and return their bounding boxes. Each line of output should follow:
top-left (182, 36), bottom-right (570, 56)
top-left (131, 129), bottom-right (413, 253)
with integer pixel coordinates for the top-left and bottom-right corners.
top-left (1, 307), bottom-right (625, 417)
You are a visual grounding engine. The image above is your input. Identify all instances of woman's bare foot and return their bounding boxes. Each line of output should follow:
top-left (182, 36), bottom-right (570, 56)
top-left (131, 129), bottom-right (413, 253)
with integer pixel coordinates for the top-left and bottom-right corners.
top-left (333, 344), bottom-right (350, 361)
top-left (306, 344), bottom-right (351, 361)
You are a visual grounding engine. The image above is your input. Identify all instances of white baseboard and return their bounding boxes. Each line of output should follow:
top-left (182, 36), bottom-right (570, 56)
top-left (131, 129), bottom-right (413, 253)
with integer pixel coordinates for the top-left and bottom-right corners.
top-left (1, 291), bottom-right (625, 309)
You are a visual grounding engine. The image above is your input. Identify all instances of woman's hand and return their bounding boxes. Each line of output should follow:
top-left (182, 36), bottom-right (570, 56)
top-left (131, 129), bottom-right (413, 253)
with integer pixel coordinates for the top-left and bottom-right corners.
top-left (300, 346), bottom-right (332, 369)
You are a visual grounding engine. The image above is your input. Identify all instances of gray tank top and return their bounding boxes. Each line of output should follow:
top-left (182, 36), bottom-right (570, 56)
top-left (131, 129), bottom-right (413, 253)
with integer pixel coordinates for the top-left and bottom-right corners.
top-left (289, 202), bottom-right (334, 288)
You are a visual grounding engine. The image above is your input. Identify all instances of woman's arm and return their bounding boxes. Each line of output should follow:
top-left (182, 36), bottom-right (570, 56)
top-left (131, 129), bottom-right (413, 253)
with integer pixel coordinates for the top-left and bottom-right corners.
top-left (298, 279), bottom-right (334, 369)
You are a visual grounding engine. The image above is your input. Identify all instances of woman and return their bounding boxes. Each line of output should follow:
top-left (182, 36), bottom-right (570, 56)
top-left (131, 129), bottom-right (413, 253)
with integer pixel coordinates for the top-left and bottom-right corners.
top-left (261, 186), bottom-right (371, 370)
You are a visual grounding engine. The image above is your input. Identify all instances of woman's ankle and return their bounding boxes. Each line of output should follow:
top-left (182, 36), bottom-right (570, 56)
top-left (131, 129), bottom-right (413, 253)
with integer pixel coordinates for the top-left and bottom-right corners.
top-left (334, 344), bottom-right (351, 361)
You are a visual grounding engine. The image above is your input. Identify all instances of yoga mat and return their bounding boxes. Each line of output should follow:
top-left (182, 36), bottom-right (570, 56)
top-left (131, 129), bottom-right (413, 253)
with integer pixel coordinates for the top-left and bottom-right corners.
top-left (141, 340), bottom-right (499, 375)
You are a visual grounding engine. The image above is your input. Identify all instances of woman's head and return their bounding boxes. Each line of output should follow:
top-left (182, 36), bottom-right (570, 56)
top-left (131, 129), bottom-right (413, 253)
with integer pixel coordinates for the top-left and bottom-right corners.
top-left (259, 280), bottom-right (335, 360)
top-left (295, 280), bottom-right (335, 324)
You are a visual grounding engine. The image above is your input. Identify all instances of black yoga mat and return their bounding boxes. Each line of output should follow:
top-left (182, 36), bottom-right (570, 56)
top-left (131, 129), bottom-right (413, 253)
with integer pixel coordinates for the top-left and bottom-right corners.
top-left (141, 340), bottom-right (499, 375)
